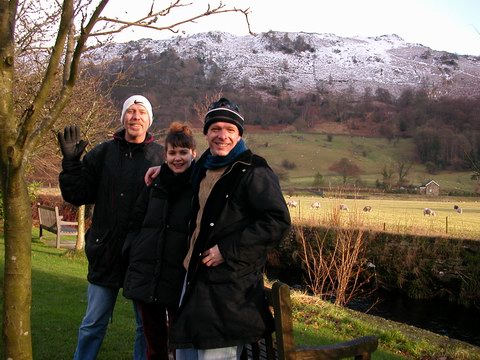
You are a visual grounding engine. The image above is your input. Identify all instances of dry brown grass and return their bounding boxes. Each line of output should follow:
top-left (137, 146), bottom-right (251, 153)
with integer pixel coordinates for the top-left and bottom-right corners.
top-left (287, 195), bottom-right (480, 240)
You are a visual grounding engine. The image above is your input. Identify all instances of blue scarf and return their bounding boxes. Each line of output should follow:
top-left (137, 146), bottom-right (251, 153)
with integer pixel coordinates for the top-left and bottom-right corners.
top-left (204, 139), bottom-right (248, 169)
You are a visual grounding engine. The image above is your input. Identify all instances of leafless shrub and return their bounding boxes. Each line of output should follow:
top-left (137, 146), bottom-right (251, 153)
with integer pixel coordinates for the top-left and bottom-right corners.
top-left (281, 159), bottom-right (296, 170)
top-left (295, 219), bottom-right (374, 306)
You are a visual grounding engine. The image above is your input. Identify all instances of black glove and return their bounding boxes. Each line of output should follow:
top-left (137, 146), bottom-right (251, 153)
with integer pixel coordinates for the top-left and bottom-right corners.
top-left (57, 125), bottom-right (88, 161)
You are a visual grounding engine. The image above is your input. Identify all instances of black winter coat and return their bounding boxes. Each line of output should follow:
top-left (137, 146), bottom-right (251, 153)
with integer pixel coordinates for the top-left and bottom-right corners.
top-left (170, 149), bottom-right (291, 350)
top-left (59, 130), bottom-right (164, 287)
top-left (123, 164), bottom-right (193, 306)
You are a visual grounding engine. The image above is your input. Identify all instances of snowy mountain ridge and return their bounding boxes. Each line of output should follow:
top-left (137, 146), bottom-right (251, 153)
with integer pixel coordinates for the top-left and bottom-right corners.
top-left (93, 31), bottom-right (480, 98)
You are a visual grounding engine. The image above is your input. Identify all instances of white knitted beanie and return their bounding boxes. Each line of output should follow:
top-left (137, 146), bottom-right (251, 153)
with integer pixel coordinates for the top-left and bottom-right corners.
top-left (120, 95), bottom-right (153, 128)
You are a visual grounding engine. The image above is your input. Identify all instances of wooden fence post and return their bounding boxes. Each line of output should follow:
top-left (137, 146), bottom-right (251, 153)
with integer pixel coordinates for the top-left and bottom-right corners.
top-left (445, 216), bottom-right (448, 234)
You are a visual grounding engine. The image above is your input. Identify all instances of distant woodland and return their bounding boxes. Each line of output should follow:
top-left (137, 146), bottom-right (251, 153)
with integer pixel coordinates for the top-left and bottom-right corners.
top-left (95, 48), bottom-right (480, 174)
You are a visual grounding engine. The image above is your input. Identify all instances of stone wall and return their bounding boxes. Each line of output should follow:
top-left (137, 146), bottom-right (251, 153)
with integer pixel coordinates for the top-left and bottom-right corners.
top-left (268, 226), bottom-right (480, 308)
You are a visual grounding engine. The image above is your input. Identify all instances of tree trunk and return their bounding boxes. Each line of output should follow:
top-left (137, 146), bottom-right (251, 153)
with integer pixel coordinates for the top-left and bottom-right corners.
top-left (2, 164), bottom-right (33, 359)
top-left (76, 204), bottom-right (85, 250)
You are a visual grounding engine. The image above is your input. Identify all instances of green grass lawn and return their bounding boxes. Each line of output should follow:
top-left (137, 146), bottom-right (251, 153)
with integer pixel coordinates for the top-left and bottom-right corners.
top-left (1, 231), bottom-right (138, 360)
top-left (1, 230), bottom-right (479, 359)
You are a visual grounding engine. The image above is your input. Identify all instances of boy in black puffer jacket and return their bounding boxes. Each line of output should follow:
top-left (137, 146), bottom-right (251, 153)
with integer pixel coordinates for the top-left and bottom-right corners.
top-left (123, 122), bottom-right (197, 360)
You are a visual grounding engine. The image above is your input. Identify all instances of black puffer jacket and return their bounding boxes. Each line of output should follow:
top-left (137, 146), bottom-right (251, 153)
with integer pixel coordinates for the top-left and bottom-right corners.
top-left (59, 130), bottom-right (164, 287)
top-left (170, 149), bottom-right (291, 350)
top-left (123, 164), bottom-right (193, 306)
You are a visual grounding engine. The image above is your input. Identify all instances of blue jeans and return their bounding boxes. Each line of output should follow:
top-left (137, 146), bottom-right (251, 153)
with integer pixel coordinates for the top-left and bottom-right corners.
top-left (73, 283), bottom-right (147, 360)
top-left (133, 301), bottom-right (147, 360)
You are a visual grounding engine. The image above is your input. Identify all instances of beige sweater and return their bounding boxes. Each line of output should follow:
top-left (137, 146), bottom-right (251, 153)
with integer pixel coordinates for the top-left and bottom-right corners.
top-left (183, 167), bottom-right (225, 269)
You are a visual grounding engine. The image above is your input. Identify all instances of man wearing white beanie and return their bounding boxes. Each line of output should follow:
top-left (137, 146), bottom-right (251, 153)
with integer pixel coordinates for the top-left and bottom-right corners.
top-left (120, 95), bottom-right (154, 141)
top-left (57, 94), bottom-right (164, 360)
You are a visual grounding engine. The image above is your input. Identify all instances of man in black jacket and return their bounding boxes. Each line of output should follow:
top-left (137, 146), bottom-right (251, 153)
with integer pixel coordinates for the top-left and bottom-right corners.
top-left (58, 95), bottom-right (164, 360)
top-left (170, 98), bottom-right (291, 360)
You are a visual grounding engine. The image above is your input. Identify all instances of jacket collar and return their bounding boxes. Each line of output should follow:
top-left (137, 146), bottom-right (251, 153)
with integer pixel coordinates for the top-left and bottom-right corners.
top-left (198, 148), bottom-right (253, 167)
top-left (191, 149), bottom-right (254, 191)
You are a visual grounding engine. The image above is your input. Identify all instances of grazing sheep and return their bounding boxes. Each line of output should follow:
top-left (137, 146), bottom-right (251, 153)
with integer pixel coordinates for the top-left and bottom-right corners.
top-left (287, 200), bottom-right (298, 208)
top-left (363, 206), bottom-right (372, 212)
top-left (339, 204), bottom-right (349, 211)
top-left (423, 208), bottom-right (436, 216)
top-left (454, 205), bottom-right (463, 214)
top-left (310, 201), bottom-right (321, 209)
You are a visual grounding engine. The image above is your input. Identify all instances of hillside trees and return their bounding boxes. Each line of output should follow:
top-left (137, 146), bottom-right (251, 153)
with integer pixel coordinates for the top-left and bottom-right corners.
top-left (0, 1), bottom-right (250, 358)
top-left (329, 157), bottom-right (362, 185)
top-left (374, 87), bottom-right (393, 104)
top-left (377, 159), bottom-right (413, 189)
top-left (414, 127), bottom-right (473, 170)
top-left (380, 164), bottom-right (395, 191)
top-left (104, 48), bottom-right (211, 127)
top-left (312, 172), bottom-right (325, 187)
top-left (294, 94), bottom-right (322, 129)
top-left (394, 158), bottom-right (413, 186)
top-left (262, 31), bottom-right (315, 54)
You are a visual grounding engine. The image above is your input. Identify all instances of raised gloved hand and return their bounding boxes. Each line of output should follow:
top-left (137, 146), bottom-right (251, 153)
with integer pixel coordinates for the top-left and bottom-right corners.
top-left (57, 125), bottom-right (88, 161)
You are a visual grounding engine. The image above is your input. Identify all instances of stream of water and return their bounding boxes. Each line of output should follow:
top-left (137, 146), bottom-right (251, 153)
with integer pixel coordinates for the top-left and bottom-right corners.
top-left (347, 288), bottom-right (480, 347)
top-left (267, 268), bottom-right (480, 347)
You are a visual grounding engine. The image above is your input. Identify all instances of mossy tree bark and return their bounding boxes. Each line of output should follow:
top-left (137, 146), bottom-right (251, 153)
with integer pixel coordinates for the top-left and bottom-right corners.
top-left (1, 154), bottom-right (33, 359)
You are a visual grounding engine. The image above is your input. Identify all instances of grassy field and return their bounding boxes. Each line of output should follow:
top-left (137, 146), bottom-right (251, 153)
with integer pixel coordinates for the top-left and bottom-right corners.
top-left (236, 131), bottom-right (478, 194)
top-left (1, 232), bottom-right (479, 359)
top-left (246, 132), bottom-right (418, 177)
top-left (285, 194), bottom-right (480, 239)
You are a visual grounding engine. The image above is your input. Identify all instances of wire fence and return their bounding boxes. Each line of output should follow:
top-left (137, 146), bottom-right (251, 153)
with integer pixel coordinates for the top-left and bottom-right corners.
top-left (286, 197), bottom-right (480, 240)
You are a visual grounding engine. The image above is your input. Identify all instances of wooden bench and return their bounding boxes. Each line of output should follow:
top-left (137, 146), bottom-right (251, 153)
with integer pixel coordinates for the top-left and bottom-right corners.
top-left (242, 281), bottom-right (379, 360)
top-left (37, 204), bottom-right (78, 249)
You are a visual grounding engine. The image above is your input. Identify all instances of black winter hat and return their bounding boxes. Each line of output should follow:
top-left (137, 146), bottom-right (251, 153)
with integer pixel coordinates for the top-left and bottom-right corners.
top-left (203, 97), bottom-right (244, 135)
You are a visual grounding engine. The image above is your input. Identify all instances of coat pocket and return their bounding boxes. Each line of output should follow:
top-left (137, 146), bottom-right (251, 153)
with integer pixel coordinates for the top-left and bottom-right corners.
top-left (206, 261), bottom-right (257, 284)
top-left (123, 265), bottom-right (153, 302)
top-left (85, 228), bottom-right (111, 269)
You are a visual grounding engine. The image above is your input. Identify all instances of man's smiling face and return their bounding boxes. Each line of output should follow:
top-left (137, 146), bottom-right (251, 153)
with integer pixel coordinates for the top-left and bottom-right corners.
top-left (205, 121), bottom-right (241, 157)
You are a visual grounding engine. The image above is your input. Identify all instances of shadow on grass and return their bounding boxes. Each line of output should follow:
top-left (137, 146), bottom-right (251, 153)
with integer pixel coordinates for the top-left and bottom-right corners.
top-left (0, 237), bottom-right (139, 360)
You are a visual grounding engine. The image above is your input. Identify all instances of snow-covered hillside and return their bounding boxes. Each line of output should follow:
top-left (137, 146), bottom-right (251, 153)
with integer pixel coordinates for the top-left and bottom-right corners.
top-left (92, 31), bottom-right (480, 98)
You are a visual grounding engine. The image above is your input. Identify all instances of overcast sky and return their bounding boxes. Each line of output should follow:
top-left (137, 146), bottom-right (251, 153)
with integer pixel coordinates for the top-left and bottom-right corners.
top-left (105, 0), bottom-right (480, 56)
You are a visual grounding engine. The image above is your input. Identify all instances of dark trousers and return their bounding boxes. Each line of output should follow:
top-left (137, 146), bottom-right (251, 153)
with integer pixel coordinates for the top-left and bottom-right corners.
top-left (137, 301), bottom-right (176, 360)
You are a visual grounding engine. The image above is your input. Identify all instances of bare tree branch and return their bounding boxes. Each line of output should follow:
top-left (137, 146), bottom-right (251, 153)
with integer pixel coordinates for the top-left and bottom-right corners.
top-left (33, 0), bottom-right (110, 142)
top-left (93, 2), bottom-right (253, 37)
top-left (17, 0), bottom-right (74, 157)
